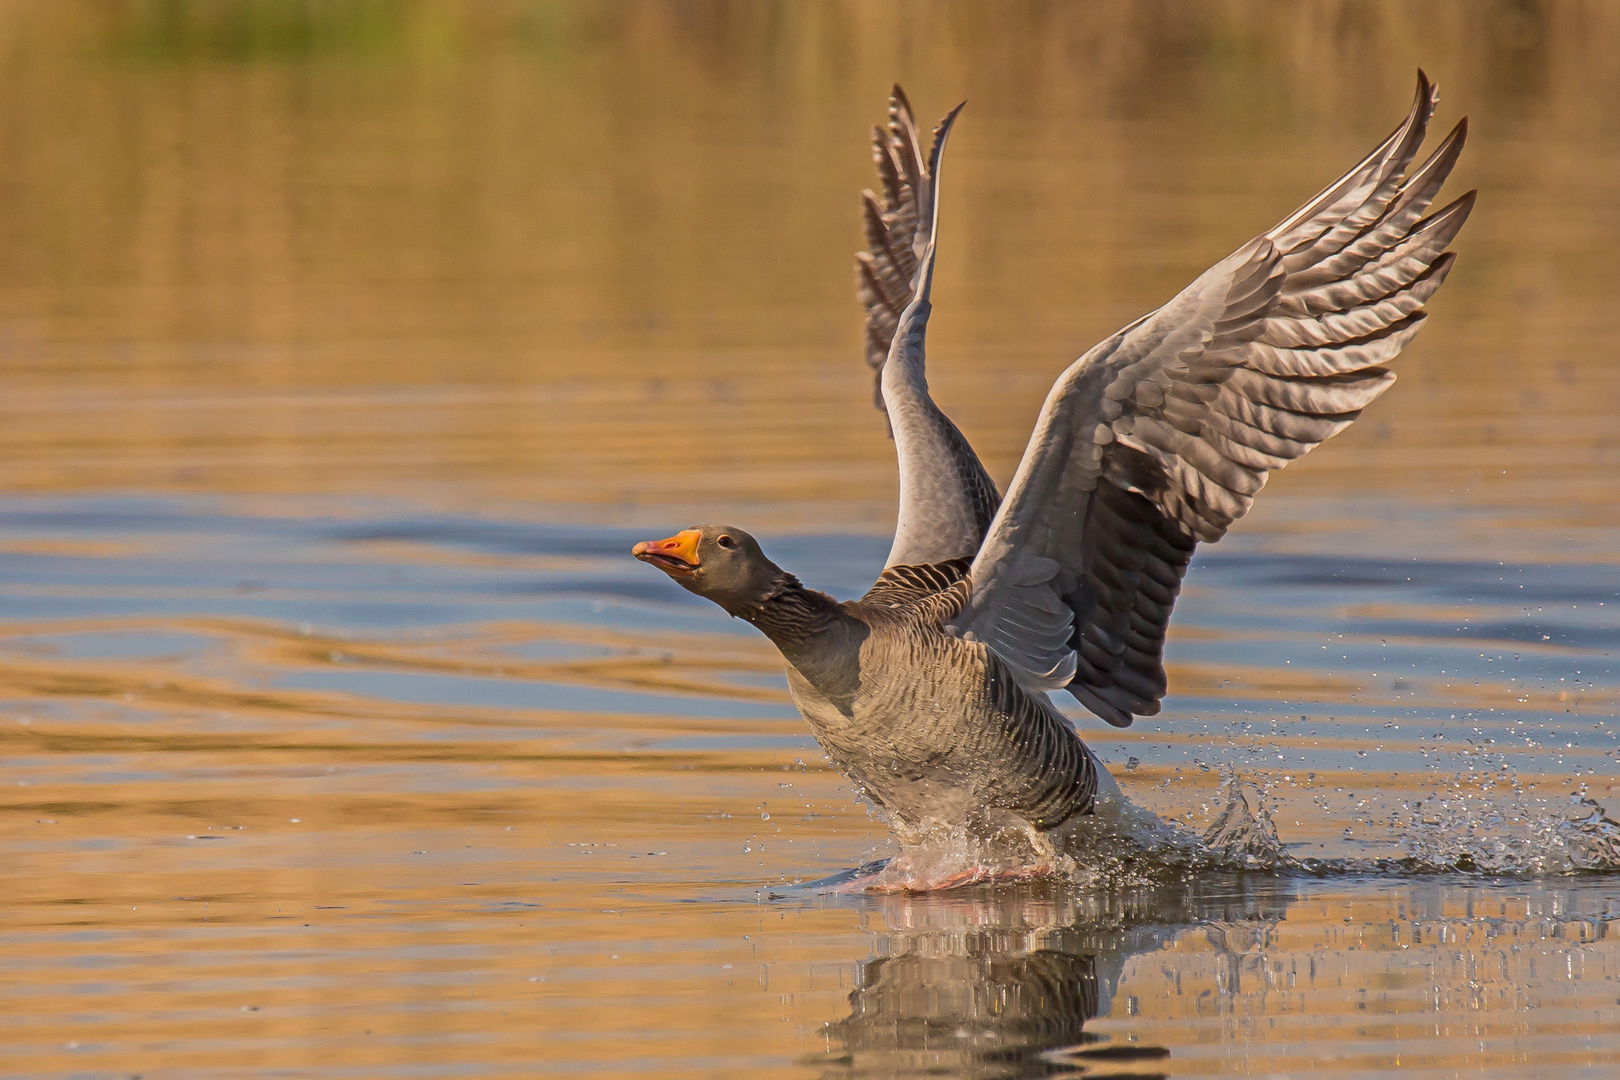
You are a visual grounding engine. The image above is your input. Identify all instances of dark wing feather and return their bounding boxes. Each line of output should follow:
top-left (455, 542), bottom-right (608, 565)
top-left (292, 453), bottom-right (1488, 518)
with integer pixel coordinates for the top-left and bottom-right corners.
top-left (857, 86), bottom-right (929, 408)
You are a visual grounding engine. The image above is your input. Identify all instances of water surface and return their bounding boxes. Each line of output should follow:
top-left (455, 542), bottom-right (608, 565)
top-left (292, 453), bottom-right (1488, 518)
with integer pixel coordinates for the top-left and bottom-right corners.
top-left (2, 3), bottom-right (1619, 1078)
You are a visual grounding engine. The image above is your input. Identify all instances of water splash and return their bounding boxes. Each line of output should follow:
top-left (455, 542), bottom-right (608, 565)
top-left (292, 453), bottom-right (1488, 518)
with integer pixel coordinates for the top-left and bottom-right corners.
top-left (818, 762), bottom-right (1620, 893)
top-left (1186, 765), bottom-right (1620, 878)
top-left (1199, 767), bottom-right (1288, 871)
top-left (1399, 788), bottom-right (1620, 874)
top-left (824, 769), bottom-right (1255, 892)
top-left (819, 792), bottom-right (1203, 893)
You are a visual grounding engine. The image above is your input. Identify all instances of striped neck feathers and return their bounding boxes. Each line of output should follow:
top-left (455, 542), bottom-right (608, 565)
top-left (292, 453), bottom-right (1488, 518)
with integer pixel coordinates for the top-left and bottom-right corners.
top-left (730, 572), bottom-right (847, 654)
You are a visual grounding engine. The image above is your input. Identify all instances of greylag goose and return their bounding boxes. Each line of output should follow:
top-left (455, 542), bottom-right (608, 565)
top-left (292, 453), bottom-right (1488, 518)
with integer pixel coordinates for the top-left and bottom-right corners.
top-left (634, 74), bottom-right (1471, 872)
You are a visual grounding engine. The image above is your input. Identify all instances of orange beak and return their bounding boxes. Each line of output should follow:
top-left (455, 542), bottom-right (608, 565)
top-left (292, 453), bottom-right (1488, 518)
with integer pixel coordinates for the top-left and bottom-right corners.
top-left (632, 529), bottom-right (702, 574)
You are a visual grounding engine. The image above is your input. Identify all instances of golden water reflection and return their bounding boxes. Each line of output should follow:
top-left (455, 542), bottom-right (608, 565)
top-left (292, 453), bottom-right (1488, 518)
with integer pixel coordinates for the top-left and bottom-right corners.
top-left (7, 674), bottom-right (1619, 1080)
top-left (0, 501), bottom-right (1615, 1076)
top-left (812, 883), bottom-right (1620, 1079)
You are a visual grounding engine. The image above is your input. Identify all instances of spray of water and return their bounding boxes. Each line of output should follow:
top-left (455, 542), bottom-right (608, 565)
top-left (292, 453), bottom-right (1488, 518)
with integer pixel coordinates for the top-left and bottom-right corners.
top-left (820, 754), bottom-right (1620, 892)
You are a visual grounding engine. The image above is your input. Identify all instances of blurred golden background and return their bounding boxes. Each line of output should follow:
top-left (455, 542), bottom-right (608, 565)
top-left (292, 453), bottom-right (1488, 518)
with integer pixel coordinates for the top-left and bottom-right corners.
top-left (0, 0), bottom-right (1611, 542)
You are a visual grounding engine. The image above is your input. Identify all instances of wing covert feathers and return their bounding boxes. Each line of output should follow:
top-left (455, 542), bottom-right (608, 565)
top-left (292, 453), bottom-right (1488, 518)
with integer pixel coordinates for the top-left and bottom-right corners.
top-left (956, 70), bottom-right (1474, 727)
top-left (862, 559), bottom-right (972, 608)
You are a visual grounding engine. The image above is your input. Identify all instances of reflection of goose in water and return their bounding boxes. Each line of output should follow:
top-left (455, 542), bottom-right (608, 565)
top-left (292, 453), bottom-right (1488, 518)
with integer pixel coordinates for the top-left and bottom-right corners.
top-left (809, 881), bottom-right (1293, 1079)
top-left (634, 75), bottom-right (1471, 886)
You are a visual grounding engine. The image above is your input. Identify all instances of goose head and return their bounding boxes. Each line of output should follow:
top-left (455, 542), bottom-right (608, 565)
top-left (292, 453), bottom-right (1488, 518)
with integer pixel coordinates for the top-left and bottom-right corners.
top-left (632, 524), bottom-right (787, 615)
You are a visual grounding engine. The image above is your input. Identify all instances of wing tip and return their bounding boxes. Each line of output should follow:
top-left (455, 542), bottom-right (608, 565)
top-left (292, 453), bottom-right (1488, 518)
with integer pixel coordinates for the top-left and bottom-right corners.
top-left (1430, 187), bottom-right (1479, 234)
top-left (926, 101), bottom-right (966, 177)
top-left (889, 83), bottom-right (913, 120)
top-left (1416, 67), bottom-right (1437, 108)
top-left (1071, 683), bottom-right (1140, 727)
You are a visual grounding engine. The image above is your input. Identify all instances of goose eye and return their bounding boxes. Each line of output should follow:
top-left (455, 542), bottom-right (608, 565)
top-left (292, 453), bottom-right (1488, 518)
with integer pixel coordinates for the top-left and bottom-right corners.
top-left (716, 534), bottom-right (738, 550)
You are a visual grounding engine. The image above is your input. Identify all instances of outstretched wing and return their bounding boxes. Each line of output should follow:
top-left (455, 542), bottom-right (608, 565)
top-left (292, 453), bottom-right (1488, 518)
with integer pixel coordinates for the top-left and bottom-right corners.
top-left (952, 71), bottom-right (1473, 726)
top-left (857, 87), bottom-right (1001, 568)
